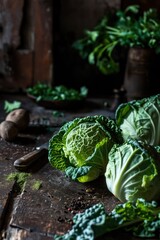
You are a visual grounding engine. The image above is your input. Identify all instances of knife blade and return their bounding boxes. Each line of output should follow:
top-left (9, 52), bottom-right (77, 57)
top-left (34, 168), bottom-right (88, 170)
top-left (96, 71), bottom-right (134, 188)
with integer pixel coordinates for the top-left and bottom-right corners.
top-left (14, 142), bottom-right (49, 170)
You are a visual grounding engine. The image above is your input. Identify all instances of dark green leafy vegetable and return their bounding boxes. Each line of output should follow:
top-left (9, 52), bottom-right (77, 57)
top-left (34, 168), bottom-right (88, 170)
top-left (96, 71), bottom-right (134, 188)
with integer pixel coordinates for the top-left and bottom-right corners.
top-left (26, 83), bottom-right (88, 101)
top-left (54, 198), bottom-right (160, 240)
top-left (73, 5), bottom-right (160, 75)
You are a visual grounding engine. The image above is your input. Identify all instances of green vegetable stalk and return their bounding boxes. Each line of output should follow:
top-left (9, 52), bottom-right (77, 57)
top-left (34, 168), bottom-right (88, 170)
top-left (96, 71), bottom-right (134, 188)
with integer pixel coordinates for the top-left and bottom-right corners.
top-left (48, 115), bottom-right (123, 182)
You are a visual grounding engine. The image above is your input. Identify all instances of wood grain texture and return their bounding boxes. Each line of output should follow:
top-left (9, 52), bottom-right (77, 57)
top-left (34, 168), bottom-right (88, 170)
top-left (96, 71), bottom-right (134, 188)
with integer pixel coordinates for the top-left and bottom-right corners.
top-left (33, 0), bottom-right (53, 85)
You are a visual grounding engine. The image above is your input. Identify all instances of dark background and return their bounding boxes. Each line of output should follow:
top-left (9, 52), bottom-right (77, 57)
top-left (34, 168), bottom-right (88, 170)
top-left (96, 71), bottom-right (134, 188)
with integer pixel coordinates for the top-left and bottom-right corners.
top-left (0, 0), bottom-right (160, 97)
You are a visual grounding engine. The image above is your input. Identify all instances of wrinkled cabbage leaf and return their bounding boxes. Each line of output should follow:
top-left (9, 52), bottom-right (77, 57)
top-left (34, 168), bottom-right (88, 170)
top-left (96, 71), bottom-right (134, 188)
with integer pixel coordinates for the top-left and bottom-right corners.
top-left (105, 138), bottom-right (160, 202)
top-left (115, 94), bottom-right (160, 146)
top-left (48, 115), bottom-right (123, 182)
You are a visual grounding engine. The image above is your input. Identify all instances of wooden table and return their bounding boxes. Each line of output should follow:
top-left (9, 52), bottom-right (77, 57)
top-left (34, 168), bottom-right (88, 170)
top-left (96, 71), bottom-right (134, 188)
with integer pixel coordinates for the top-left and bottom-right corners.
top-left (0, 93), bottom-right (151, 240)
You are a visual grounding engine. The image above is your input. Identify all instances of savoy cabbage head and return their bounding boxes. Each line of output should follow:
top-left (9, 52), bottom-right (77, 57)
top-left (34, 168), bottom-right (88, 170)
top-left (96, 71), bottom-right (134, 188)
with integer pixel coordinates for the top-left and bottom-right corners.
top-left (115, 94), bottom-right (160, 146)
top-left (105, 138), bottom-right (160, 202)
top-left (48, 115), bottom-right (123, 182)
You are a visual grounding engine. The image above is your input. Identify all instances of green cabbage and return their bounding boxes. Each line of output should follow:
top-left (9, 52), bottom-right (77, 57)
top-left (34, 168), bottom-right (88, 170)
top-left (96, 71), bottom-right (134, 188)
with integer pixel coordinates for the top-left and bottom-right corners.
top-left (48, 115), bottom-right (123, 182)
top-left (115, 94), bottom-right (160, 146)
top-left (105, 138), bottom-right (160, 202)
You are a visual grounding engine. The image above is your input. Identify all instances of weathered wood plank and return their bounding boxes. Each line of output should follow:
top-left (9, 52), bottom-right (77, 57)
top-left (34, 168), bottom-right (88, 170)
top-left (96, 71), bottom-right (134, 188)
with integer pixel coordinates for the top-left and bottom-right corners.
top-left (6, 227), bottom-right (53, 240)
top-left (7, 162), bottom-right (120, 238)
top-left (0, 50), bottom-right (33, 91)
top-left (12, 50), bottom-right (33, 89)
top-left (0, 157), bottom-right (16, 234)
top-left (33, 0), bottom-right (53, 85)
top-left (0, 0), bottom-right (25, 91)
top-left (0, 0), bottom-right (53, 91)
top-left (0, 0), bottom-right (24, 49)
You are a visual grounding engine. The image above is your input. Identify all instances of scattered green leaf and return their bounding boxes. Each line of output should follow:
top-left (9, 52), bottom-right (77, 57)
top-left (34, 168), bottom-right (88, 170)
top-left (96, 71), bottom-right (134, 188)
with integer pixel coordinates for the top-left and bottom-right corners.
top-left (4, 101), bottom-right (21, 113)
top-left (6, 172), bottom-right (31, 190)
top-left (32, 180), bottom-right (42, 190)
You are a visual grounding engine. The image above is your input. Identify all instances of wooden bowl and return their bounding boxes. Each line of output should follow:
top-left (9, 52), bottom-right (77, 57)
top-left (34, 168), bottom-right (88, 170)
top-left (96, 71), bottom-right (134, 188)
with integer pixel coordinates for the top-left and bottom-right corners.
top-left (27, 93), bottom-right (86, 110)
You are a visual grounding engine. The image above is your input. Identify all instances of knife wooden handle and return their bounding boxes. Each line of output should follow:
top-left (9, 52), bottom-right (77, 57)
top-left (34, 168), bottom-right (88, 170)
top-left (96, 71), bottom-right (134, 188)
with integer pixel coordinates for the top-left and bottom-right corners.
top-left (14, 148), bottom-right (48, 170)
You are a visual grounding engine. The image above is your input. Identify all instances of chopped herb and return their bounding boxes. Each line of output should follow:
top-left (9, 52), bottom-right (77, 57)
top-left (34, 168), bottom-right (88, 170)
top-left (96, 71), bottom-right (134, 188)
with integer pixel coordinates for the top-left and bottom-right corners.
top-left (6, 172), bottom-right (31, 190)
top-left (32, 180), bottom-right (42, 190)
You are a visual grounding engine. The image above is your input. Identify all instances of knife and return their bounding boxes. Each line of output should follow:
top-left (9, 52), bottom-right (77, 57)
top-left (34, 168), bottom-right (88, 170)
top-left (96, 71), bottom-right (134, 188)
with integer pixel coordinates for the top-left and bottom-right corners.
top-left (14, 142), bottom-right (49, 170)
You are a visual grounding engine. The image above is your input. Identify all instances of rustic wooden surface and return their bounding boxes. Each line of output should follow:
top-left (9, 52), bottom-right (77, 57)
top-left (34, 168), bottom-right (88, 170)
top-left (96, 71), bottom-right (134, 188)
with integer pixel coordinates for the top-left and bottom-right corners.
top-left (0, 93), bottom-right (155, 240)
top-left (0, 0), bottom-right (53, 92)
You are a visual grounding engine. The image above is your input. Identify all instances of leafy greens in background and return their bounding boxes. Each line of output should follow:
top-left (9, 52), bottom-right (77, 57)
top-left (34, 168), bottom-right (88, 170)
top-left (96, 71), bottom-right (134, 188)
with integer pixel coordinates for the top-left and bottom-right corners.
top-left (73, 5), bottom-right (160, 75)
top-left (26, 83), bottom-right (88, 101)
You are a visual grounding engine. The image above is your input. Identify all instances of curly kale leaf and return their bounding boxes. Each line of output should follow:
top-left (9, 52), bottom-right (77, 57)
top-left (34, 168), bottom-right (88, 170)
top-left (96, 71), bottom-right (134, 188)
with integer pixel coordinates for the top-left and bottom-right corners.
top-left (54, 198), bottom-right (160, 240)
